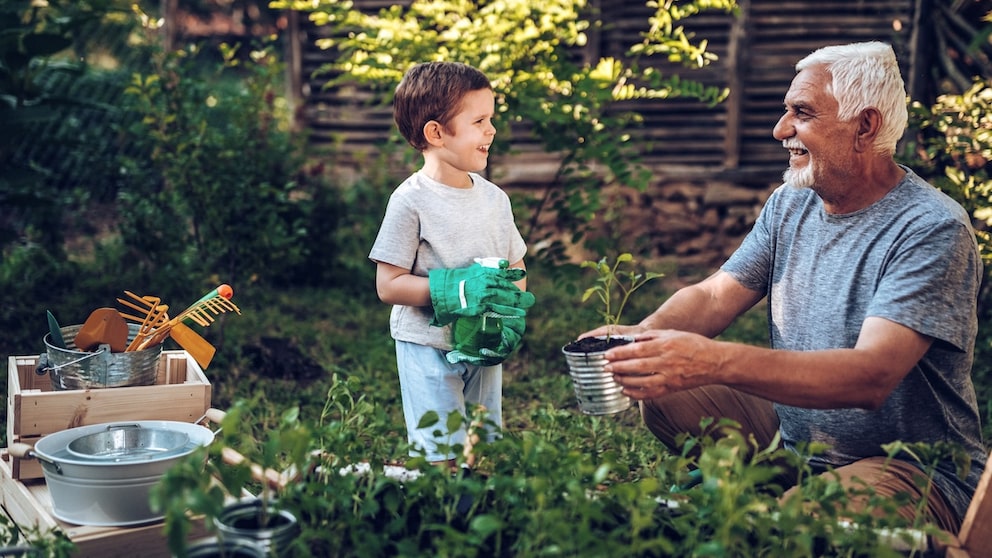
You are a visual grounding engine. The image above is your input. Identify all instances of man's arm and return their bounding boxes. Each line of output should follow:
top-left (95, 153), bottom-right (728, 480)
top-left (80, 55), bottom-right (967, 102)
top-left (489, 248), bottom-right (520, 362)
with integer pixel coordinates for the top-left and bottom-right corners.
top-left (581, 270), bottom-right (764, 340)
top-left (604, 315), bottom-right (933, 410)
top-left (638, 270), bottom-right (764, 337)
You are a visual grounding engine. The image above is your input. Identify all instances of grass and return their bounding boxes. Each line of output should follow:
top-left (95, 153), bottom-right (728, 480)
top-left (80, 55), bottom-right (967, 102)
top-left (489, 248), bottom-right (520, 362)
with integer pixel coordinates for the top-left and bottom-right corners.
top-left (196, 258), bottom-right (703, 445)
top-left (7, 258), bottom-right (985, 556)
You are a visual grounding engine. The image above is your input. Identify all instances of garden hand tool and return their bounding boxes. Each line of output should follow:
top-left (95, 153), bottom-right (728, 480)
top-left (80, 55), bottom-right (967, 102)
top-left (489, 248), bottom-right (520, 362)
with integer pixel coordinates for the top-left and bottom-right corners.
top-left (74, 307), bottom-right (130, 352)
top-left (428, 263), bottom-right (534, 326)
top-left (168, 322), bottom-right (217, 369)
top-left (46, 310), bottom-right (66, 349)
top-left (117, 292), bottom-right (170, 351)
top-left (133, 285), bottom-right (241, 369)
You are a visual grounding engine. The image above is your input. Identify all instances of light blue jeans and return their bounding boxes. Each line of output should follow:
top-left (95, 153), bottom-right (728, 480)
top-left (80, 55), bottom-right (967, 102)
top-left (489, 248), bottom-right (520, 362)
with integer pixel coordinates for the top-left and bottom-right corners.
top-left (395, 340), bottom-right (502, 462)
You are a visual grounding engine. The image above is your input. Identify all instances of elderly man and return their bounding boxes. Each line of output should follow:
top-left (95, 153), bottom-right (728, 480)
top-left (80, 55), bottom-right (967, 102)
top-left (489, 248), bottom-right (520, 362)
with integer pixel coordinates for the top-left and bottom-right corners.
top-left (583, 41), bottom-right (986, 531)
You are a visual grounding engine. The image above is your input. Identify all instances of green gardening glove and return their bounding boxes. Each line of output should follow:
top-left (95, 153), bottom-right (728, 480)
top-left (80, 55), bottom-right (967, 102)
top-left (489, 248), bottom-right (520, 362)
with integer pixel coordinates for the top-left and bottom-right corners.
top-left (429, 263), bottom-right (535, 327)
top-left (446, 315), bottom-right (527, 366)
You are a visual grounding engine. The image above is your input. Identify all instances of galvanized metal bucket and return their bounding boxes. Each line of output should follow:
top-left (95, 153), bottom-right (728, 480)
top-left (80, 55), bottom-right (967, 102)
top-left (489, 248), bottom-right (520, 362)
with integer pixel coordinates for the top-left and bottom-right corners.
top-left (42, 324), bottom-right (161, 390)
top-left (562, 336), bottom-right (633, 415)
top-left (214, 500), bottom-right (299, 557)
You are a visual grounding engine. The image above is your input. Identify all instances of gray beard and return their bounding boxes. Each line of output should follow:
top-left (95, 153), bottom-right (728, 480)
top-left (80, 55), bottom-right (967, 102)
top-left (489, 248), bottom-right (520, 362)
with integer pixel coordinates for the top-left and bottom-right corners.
top-left (784, 163), bottom-right (815, 189)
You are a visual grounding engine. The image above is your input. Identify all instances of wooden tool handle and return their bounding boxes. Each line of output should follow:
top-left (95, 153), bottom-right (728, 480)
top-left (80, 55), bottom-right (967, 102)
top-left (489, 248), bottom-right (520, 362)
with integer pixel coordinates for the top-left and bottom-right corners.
top-left (220, 446), bottom-right (289, 492)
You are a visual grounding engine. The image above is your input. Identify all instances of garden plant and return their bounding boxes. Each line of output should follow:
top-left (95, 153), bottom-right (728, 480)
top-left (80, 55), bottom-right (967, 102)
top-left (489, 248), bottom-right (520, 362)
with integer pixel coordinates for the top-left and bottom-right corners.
top-left (567, 252), bottom-right (664, 350)
top-left (1, 1), bottom-right (992, 556)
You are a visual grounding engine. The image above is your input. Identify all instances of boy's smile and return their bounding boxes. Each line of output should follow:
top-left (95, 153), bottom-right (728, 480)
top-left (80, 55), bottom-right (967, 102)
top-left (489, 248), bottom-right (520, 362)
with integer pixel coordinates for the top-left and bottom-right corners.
top-left (422, 87), bottom-right (497, 188)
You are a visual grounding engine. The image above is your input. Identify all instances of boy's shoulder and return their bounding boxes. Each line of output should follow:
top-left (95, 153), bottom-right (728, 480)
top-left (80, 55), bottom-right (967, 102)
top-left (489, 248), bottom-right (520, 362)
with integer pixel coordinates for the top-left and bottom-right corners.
top-left (468, 172), bottom-right (504, 190)
top-left (394, 171), bottom-right (507, 195)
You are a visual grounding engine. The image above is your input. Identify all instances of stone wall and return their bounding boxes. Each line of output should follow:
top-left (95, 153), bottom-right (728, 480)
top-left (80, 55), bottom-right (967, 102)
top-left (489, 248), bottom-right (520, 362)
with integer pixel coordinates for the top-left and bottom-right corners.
top-left (496, 154), bottom-right (779, 277)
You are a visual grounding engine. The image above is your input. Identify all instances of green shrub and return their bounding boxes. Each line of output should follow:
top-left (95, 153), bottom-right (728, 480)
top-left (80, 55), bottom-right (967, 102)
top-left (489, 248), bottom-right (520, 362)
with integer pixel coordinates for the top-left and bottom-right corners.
top-left (272, 0), bottom-right (736, 261)
top-left (0, 0), bottom-right (131, 254)
top-left (116, 37), bottom-right (317, 291)
top-left (903, 78), bottom-right (992, 439)
top-left (154, 377), bottom-right (945, 557)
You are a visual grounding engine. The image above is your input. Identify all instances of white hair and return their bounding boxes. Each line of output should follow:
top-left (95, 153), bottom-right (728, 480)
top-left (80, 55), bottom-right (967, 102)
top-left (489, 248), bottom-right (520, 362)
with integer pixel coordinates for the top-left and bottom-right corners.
top-left (796, 42), bottom-right (908, 155)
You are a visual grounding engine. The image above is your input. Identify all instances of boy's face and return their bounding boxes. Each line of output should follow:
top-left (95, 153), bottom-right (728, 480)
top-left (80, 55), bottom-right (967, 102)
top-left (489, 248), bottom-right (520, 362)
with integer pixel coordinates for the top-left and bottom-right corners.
top-left (428, 88), bottom-right (496, 178)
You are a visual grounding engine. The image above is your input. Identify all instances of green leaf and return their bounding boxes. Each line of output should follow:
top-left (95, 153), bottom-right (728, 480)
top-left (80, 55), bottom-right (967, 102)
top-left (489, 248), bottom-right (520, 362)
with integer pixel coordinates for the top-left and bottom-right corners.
top-left (470, 514), bottom-right (504, 537)
top-left (417, 410), bottom-right (440, 429)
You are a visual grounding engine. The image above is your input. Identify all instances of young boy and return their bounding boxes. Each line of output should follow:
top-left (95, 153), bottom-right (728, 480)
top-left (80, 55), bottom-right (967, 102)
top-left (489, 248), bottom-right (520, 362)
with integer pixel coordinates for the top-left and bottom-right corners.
top-left (369, 61), bottom-right (535, 466)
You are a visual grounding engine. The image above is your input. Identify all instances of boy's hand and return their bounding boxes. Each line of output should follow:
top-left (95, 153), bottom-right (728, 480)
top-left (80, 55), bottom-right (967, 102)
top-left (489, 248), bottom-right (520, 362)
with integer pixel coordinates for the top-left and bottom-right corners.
top-left (446, 316), bottom-right (526, 366)
top-left (429, 264), bottom-right (535, 327)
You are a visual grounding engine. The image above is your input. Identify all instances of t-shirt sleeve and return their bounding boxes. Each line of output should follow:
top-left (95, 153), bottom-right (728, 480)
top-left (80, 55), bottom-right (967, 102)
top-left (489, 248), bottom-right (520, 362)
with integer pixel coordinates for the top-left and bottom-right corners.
top-left (369, 192), bottom-right (420, 271)
top-left (721, 189), bottom-right (779, 294)
top-left (867, 218), bottom-right (981, 353)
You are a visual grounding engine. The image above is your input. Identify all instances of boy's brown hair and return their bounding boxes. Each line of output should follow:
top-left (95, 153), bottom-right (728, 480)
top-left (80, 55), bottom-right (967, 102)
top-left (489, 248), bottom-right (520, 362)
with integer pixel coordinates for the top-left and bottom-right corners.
top-left (393, 61), bottom-right (492, 152)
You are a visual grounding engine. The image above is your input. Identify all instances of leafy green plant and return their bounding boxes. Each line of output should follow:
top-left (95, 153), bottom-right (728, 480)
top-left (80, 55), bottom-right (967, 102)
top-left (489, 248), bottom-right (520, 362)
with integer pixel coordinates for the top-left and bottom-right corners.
top-left (270, 0), bottom-right (736, 261)
top-left (164, 385), bottom-right (946, 556)
top-left (152, 400), bottom-right (314, 557)
top-left (116, 19), bottom-right (318, 290)
top-left (580, 253), bottom-right (664, 330)
top-left (0, 507), bottom-right (75, 558)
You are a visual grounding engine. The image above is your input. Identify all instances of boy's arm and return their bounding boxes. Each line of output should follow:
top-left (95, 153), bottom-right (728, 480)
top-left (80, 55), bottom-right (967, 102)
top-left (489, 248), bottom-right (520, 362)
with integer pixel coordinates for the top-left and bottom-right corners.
top-left (375, 261), bottom-right (431, 307)
top-left (508, 258), bottom-right (527, 292)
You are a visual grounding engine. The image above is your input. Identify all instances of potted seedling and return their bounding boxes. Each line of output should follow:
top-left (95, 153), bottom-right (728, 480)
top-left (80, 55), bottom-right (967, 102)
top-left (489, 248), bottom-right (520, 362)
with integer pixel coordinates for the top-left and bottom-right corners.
top-left (152, 404), bottom-right (305, 557)
top-left (562, 253), bottom-right (663, 415)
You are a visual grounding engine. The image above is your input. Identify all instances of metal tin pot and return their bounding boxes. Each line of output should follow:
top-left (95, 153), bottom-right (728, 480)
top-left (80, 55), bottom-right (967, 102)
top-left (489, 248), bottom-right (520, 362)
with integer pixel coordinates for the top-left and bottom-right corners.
top-left (562, 335), bottom-right (635, 415)
top-left (185, 537), bottom-right (268, 558)
top-left (42, 324), bottom-right (161, 390)
top-left (214, 499), bottom-right (300, 556)
top-left (10, 420), bottom-right (214, 526)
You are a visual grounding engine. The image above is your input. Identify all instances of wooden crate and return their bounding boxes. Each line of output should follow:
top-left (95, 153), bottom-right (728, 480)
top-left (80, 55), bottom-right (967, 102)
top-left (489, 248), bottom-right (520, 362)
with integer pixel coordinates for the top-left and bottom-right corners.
top-left (941, 450), bottom-right (992, 557)
top-left (5, 351), bottom-right (212, 480)
top-left (0, 456), bottom-right (211, 557)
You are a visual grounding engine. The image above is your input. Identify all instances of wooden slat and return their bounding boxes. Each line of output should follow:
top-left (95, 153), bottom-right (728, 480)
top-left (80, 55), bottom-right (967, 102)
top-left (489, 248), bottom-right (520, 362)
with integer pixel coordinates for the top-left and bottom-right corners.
top-left (298, 0), bottom-right (918, 179)
top-left (0, 456), bottom-right (212, 557)
top-left (958, 452), bottom-right (992, 553)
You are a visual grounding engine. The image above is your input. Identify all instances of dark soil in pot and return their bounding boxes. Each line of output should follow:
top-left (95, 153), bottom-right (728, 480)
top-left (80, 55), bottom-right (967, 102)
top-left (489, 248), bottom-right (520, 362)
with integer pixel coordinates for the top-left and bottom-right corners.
top-left (563, 336), bottom-right (632, 353)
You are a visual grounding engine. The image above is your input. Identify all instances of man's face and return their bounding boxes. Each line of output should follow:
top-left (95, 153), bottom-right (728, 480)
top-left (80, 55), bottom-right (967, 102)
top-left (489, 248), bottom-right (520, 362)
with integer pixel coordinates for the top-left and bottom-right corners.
top-left (773, 64), bottom-right (858, 192)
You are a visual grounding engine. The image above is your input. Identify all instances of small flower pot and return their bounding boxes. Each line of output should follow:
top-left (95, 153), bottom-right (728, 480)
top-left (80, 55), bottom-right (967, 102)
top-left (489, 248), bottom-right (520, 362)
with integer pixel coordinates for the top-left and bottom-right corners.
top-left (184, 536), bottom-right (268, 558)
top-left (561, 336), bottom-right (634, 415)
top-left (213, 499), bottom-right (300, 557)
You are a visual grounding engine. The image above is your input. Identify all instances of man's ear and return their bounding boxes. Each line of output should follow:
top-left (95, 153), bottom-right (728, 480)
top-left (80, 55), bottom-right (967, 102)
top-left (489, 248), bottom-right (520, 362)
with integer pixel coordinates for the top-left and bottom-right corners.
top-left (854, 107), bottom-right (882, 153)
top-left (423, 120), bottom-right (444, 147)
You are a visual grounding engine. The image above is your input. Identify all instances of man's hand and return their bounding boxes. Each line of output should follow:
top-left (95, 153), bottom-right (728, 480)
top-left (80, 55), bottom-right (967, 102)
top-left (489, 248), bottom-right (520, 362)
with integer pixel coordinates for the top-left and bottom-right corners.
top-left (429, 264), bottom-right (535, 326)
top-left (602, 330), bottom-right (716, 400)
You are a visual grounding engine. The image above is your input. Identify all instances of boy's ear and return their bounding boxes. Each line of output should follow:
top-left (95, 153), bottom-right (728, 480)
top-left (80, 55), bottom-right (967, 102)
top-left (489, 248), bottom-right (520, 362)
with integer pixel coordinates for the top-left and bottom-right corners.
top-left (423, 120), bottom-right (444, 147)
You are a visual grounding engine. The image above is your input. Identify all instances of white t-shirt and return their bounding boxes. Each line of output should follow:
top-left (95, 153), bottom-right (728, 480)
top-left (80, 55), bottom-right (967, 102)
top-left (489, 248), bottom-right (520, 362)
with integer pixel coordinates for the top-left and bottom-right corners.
top-left (369, 171), bottom-right (528, 350)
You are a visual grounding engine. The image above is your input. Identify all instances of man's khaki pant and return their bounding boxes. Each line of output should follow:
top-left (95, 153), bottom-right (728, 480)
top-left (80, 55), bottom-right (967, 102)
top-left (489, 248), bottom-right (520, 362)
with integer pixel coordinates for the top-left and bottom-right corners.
top-left (640, 385), bottom-right (960, 532)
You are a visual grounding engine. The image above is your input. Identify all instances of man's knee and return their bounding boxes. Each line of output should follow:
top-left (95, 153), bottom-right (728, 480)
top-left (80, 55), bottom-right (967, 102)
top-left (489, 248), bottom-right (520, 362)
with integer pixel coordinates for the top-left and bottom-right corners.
top-left (639, 386), bottom-right (781, 464)
top-left (790, 457), bottom-right (960, 533)
top-left (639, 397), bottom-right (685, 451)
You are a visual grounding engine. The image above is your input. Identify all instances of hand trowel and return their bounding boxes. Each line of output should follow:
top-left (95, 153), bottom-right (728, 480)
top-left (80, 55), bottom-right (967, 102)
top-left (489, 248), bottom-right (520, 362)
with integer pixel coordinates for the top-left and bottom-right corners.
top-left (74, 308), bottom-right (130, 352)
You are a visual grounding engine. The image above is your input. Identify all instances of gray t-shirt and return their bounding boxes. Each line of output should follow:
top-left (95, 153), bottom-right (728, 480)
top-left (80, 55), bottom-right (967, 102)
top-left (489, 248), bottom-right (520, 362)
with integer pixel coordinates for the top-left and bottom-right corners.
top-left (722, 167), bottom-right (986, 520)
top-left (369, 171), bottom-right (528, 350)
